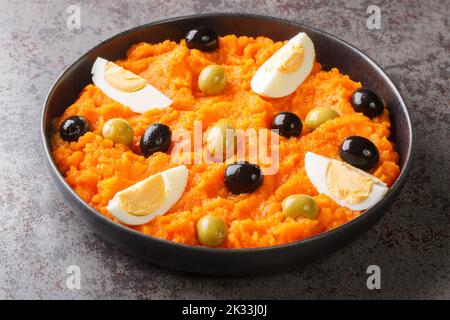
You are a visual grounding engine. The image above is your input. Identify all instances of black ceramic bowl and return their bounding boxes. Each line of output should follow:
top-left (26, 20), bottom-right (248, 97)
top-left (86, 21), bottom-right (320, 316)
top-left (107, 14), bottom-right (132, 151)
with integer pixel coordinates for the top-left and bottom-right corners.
top-left (41, 14), bottom-right (412, 276)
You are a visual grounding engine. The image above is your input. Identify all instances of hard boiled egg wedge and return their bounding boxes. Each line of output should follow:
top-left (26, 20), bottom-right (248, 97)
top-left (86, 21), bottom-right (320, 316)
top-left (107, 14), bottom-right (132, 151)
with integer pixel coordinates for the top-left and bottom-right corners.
top-left (305, 152), bottom-right (388, 211)
top-left (92, 57), bottom-right (172, 113)
top-left (251, 32), bottom-right (315, 98)
top-left (107, 165), bottom-right (189, 225)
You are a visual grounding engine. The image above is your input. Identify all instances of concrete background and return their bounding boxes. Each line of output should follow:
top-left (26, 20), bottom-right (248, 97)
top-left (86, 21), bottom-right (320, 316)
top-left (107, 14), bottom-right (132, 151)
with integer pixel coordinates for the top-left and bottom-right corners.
top-left (0, 0), bottom-right (448, 299)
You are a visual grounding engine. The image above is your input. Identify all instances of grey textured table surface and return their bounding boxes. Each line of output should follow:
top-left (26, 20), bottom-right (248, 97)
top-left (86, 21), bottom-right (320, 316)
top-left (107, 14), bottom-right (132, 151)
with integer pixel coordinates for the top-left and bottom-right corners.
top-left (0, 0), bottom-right (449, 299)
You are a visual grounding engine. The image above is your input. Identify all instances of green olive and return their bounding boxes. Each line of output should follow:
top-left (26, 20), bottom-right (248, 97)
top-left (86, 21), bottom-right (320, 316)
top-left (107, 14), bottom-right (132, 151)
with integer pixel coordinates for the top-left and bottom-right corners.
top-left (196, 215), bottom-right (227, 247)
top-left (305, 107), bottom-right (340, 130)
top-left (206, 123), bottom-right (236, 160)
top-left (102, 118), bottom-right (134, 145)
top-left (282, 194), bottom-right (319, 219)
top-left (198, 65), bottom-right (227, 95)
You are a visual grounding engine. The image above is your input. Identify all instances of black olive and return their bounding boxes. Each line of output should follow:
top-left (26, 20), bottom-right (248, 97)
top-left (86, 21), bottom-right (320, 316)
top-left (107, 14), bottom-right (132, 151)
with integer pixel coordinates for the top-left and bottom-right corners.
top-left (59, 116), bottom-right (89, 142)
top-left (339, 136), bottom-right (379, 171)
top-left (224, 162), bottom-right (263, 195)
top-left (185, 27), bottom-right (218, 52)
top-left (271, 112), bottom-right (302, 138)
top-left (350, 88), bottom-right (384, 119)
top-left (140, 123), bottom-right (172, 157)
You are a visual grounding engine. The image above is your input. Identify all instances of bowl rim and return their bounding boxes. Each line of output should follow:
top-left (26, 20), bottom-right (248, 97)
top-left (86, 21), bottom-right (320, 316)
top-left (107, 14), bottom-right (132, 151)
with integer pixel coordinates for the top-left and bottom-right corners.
top-left (41, 12), bottom-right (413, 255)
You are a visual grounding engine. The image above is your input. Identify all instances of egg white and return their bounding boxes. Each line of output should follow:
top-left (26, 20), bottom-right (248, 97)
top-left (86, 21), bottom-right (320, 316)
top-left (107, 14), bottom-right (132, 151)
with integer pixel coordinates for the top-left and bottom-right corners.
top-left (305, 152), bottom-right (388, 211)
top-left (107, 165), bottom-right (189, 225)
top-left (251, 32), bottom-right (315, 98)
top-left (91, 57), bottom-right (172, 113)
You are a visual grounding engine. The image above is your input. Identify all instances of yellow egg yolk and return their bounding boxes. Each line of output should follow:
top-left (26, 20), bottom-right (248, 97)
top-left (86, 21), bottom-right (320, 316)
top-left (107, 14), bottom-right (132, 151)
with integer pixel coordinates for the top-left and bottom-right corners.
top-left (104, 62), bottom-right (146, 92)
top-left (265, 43), bottom-right (305, 73)
top-left (326, 160), bottom-right (374, 204)
top-left (118, 174), bottom-right (165, 216)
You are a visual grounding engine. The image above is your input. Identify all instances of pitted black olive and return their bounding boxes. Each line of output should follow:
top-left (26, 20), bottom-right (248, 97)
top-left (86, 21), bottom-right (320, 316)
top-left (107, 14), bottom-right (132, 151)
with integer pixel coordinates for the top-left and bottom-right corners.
top-left (271, 112), bottom-right (302, 138)
top-left (140, 123), bottom-right (172, 157)
top-left (339, 136), bottom-right (379, 171)
top-left (350, 88), bottom-right (384, 119)
top-left (60, 116), bottom-right (89, 142)
top-left (224, 162), bottom-right (263, 195)
top-left (185, 27), bottom-right (219, 52)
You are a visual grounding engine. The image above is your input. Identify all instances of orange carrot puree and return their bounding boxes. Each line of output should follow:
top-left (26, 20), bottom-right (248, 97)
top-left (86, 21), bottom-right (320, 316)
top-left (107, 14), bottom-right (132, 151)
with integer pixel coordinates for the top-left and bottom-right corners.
top-left (51, 35), bottom-right (399, 248)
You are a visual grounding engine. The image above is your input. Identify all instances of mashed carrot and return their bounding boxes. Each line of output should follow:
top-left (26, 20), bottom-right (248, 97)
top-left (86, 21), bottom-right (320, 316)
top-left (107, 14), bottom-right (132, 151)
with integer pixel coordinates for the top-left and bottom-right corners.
top-left (51, 35), bottom-right (400, 248)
